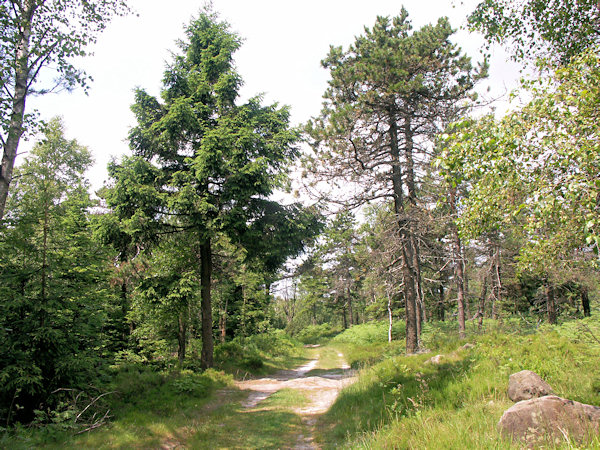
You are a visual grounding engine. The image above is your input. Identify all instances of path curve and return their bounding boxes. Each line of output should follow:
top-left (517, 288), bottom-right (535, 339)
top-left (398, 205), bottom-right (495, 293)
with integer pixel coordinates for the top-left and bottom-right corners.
top-left (234, 349), bottom-right (356, 449)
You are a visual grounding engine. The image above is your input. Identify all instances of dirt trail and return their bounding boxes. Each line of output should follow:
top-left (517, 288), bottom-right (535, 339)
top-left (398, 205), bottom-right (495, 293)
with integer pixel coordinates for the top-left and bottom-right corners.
top-left (235, 349), bottom-right (356, 449)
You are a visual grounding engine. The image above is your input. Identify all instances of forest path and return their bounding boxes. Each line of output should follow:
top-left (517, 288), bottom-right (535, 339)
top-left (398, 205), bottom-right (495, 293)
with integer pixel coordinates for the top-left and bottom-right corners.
top-left (160, 345), bottom-right (356, 449)
top-left (234, 346), bottom-right (356, 449)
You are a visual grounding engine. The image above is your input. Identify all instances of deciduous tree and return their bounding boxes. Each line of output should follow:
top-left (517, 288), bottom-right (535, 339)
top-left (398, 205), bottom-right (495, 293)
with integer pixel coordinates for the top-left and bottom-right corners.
top-left (0, 0), bottom-right (130, 220)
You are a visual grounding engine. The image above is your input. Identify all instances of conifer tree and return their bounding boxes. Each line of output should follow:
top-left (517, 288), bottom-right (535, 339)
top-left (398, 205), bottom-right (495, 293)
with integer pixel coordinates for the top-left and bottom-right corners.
top-left (306, 9), bottom-right (486, 352)
top-left (106, 10), bottom-right (299, 368)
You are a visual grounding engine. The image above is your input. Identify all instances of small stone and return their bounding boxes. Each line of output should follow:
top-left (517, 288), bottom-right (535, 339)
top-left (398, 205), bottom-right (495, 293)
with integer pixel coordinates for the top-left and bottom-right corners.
top-left (426, 354), bottom-right (443, 364)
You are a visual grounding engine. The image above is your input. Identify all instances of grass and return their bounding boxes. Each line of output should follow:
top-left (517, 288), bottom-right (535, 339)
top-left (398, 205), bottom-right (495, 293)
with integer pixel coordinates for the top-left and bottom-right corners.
top-left (0, 331), bottom-right (310, 449)
top-left (4, 317), bottom-right (600, 449)
top-left (314, 317), bottom-right (600, 449)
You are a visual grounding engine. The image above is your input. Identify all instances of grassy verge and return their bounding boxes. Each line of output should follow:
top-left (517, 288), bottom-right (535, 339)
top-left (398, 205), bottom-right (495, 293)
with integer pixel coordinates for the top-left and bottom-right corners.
top-left (315, 317), bottom-right (600, 449)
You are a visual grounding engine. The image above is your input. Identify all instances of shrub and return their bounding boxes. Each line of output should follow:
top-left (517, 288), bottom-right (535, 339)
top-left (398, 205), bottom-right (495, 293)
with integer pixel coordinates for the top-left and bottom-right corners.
top-left (332, 320), bottom-right (405, 345)
top-left (295, 323), bottom-right (340, 344)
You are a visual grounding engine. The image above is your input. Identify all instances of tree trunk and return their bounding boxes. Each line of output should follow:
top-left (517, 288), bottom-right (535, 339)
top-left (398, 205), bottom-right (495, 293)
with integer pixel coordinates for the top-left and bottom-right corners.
top-left (403, 114), bottom-right (424, 346)
top-left (387, 291), bottom-right (393, 342)
top-left (390, 113), bottom-right (418, 354)
top-left (581, 285), bottom-right (591, 317)
top-left (200, 239), bottom-right (213, 369)
top-left (449, 188), bottom-right (466, 338)
top-left (219, 296), bottom-right (228, 344)
top-left (438, 283), bottom-right (445, 321)
top-left (546, 283), bottom-right (557, 324)
top-left (178, 311), bottom-right (187, 366)
top-left (40, 196), bottom-right (49, 327)
top-left (491, 238), bottom-right (502, 320)
top-left (0, 2), bottom-right (36, 221)
top-left (463, 262), bottom-right (471, 319)
top-left (478, 275), bottom-right (488, 330)
top-left (342, 303), bottom-right (347, 329)
top-left (347, 287), bottom-right (354, 326)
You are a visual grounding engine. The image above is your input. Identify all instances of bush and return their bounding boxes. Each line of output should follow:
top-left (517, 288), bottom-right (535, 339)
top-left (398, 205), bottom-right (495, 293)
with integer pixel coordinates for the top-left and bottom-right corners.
top-left (332, 320), bottom-right (405, 345)
top-left (214, 331), bottom-right (303, 375)
top-left (295, 323), bottom-right (340, 344)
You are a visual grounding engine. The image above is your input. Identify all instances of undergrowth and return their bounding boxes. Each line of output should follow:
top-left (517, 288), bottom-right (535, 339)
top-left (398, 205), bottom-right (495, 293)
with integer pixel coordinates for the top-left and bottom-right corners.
top-left (316, 316), bottom-right (600, 449)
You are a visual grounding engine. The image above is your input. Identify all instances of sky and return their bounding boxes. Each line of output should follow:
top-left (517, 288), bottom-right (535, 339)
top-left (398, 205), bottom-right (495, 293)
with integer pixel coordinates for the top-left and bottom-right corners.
top-left (26, 0), bottom-right (522, 193)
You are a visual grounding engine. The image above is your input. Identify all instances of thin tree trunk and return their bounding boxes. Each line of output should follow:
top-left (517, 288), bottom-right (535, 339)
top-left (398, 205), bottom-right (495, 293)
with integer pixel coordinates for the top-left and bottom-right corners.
top-left (403, 114), bottom-right (424, 345)
top-left (478, 275), bottom-right (488, 330)
top-left (219, 296), bottom-right (228, 344)
top-left (0, 2), bottom-right (36, 221)
top-left (200, 239), bottom-right (213, 369)
top-left (388, 291), bottom-right (393, 342)
top-left (581, 285), bottom-right (591, 317)
top-left (438, 283), bottom-right (445, 321)
top-left (463, 261), bottom-right (471, 319)
top-left (347, 287), bottom-right (354, 326)
top-left (491, 238), bottom-right (502, 320)
top-left (449, 188), bottom-right (466, 338)
top-left (546, 283), bottom-right (557, 324)
top-left (178, 311), bottom-right (187, 366)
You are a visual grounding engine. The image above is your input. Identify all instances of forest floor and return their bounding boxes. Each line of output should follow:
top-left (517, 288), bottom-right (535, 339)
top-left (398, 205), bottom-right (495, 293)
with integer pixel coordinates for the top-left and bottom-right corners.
top-left (160, 344), bottom-right (356, 449)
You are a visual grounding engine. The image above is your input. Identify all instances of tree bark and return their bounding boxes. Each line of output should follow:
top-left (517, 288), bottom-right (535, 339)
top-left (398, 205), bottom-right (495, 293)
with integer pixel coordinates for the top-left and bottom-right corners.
top-left (219, 296), bottom-right (228, 344)
top-left (438, 283), bottom-right (445, 321)
top-left (347, 287), bottom-right (354, 326)
top-left (387, 291), bottom-right (393, 342)
top-left (177, 311), bottom-right (187, 366)
top-left (546, 283), bottom-right (557, 324)
top-left (490, 237), bottom-right (502, 320)
top-left (200, 239), bottom-right (213, 369)
top-left (403, 114), bottom-right (425, 344)
top-left (449, 188), bottom-right (466, 338)
top-left (0, 2), bottom-right (36, 221)
top-left (390, 113), bottom-right (419, 353)
top-left (478, 275), bottom-right (488, 330)
top-left (581, 285), bottom-right (591, 317)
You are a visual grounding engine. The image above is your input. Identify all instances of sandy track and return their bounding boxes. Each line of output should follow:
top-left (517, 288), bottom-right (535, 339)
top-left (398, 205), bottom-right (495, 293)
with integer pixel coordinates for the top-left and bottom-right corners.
top-left (235, 349), bottom-right (356, 449)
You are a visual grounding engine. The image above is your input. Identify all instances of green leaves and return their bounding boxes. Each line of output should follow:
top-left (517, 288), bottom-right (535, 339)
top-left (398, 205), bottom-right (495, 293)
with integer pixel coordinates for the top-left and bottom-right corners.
top-left (441, 50), bottom-right (600, 276)
top-left (468, 0), bottom-right (600, 66)
top-left (0, 117), bottom-right (114, 422)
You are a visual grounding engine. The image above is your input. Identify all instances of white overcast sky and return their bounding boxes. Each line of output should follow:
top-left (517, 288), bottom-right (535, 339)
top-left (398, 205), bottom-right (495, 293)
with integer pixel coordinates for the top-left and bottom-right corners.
top-left (26, 0), bottom-right (521, 192)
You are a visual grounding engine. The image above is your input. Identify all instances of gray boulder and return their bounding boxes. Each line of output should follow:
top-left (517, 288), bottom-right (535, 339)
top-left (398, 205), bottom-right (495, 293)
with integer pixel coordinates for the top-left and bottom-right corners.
top-left (498, 395), bottom-right (600, 445)
top-left (508, 370), bottom-right (554, 402)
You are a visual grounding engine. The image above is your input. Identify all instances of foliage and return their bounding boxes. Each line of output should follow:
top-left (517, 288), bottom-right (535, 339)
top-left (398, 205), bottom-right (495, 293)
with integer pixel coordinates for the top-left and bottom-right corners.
top-left (332, 321), bottom-right (405, 345)
top-left (214, 330), bottom-right (304, 377)
top-left (0, 118), bottom-right (115, 424)
top-left (0, 0), bottom-right (131, 219)
top-left (305, 8), bottom-right (487, 353)
top-left (468, 0), bottom-right (600, 66)
top-left (294, 323), bottom-right (340, 345)
top-left (439, 50), bottom-right (600, 282)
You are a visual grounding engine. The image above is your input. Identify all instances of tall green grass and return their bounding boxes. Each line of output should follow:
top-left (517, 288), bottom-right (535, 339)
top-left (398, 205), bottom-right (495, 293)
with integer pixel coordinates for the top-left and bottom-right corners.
top-left (317, 317), bottom-right (600, 449)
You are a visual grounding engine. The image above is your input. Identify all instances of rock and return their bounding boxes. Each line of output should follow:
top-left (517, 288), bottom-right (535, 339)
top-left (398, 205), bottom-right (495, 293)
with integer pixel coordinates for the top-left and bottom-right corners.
top-left (426, 354), bottom-right (443, 364)
top-left (498, 395), bottom-right (600, 446)
top-left (508, 370), bottom-right (554, 402)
